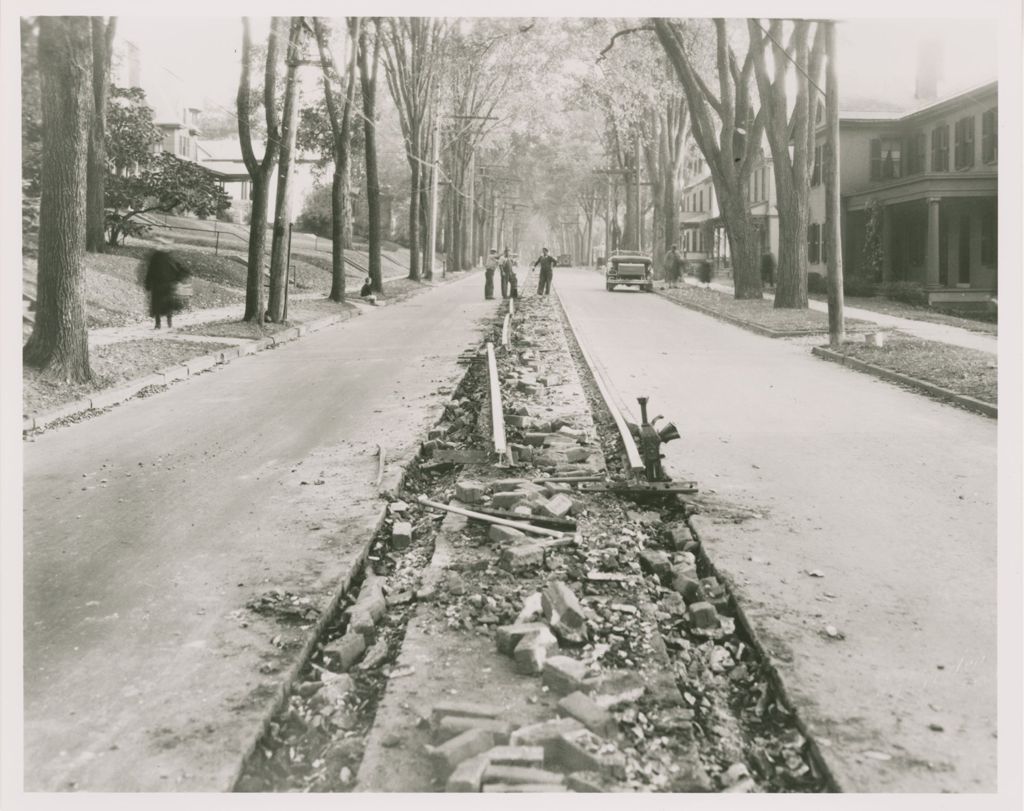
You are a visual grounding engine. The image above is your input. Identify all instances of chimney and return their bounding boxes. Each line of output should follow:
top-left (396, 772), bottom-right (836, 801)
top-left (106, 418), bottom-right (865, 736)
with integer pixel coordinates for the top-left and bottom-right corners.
top-left (915, 37), bottom-right (943, 101)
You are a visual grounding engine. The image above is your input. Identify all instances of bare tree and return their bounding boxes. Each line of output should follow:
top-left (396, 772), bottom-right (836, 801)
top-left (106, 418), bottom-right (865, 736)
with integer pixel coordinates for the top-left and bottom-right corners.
top-left (237, 17), bottom-right (285, 324)
top-left (24, 17), bottom-right (93, 381)
top-left (86, 16), bottom-right (116, 253)
top-left (654, 18), bottom-right (766, 299)
top-left (311, 17), bottom-right (360, 302)
top-left (382, 17), bottom-right (448, 281)
top-left (643, 95), bottom-right (688, 274)
top-left (748, 19), bottom-right (826, 308)
top-left (358, 18), bottom-right (384, 293)
top-left (267, 17), bottom-right (306, 323)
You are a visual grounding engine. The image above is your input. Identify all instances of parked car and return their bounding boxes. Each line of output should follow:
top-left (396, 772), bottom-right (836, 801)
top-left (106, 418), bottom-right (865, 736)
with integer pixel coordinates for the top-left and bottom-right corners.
top-left (556, 254), bottom-right (572, 267)
top-left (605, 252), bottom-right (653, 292)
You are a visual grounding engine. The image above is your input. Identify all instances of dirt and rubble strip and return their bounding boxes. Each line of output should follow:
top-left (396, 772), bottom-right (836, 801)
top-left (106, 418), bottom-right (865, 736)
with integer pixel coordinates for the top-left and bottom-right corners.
top-left (234, 294), bottom-right (833, 793)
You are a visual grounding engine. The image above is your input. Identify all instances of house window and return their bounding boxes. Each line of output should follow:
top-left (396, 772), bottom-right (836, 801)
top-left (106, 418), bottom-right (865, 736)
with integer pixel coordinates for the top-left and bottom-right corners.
top-left (954, 115), bottom-right (975, 170)
top-left (931, 124), bottom-right (949, 171)
top-left (981, 204), bottom-right (997, 265)
top-left (870, 138), bottom-right (902, 180)
top-left (905, 132), bottom-right (926, 175)
top-left (982, 108), bottom-right (997, 163)
top-left (807, 223), bottom-right (821, 264)
top-left (811, 144), bottom-right (823, 187)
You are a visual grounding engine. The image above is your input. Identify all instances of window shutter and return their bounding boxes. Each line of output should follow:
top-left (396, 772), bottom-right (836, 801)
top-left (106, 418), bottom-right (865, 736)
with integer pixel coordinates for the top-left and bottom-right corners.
top-left (870, 138), bottom-right (882, 180)
top-left (965, 116), bottom-right (975, 167)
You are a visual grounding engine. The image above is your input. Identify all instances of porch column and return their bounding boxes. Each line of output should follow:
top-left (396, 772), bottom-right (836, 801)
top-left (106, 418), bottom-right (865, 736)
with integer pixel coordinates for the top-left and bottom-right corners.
top-left (925, 197), bottom-right (941, 288)
top-left (881, 204), bottom-right (892, 282)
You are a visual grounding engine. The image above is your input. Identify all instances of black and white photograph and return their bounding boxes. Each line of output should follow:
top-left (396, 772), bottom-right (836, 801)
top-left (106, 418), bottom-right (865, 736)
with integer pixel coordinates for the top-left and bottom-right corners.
top-left (1, 0), bottom-right (1021, 805)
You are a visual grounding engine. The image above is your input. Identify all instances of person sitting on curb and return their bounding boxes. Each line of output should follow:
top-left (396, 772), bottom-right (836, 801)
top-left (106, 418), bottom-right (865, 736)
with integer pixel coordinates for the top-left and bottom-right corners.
top-left (360, 276), bottom-right (377, 305)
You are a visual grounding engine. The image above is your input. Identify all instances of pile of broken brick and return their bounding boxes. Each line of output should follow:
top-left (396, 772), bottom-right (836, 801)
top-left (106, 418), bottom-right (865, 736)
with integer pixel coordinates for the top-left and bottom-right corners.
top-left (422, 580), bottom-right (638, 792)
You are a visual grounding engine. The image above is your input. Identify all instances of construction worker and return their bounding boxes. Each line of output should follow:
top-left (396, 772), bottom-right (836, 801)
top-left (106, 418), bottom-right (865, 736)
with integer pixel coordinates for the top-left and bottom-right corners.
top-left (484, 249), bottom-right (498, 300)
top-left (500, 247), bottom-right (515, 299)
top-left (533, 247), bottom-right (557, 296)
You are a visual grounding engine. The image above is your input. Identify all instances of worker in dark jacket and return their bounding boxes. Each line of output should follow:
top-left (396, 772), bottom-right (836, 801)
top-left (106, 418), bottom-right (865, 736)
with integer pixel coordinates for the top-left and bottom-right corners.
top-left (533, 248), bottom-right (557, 296)
top-left (144, 250), bottom-right (189, 329)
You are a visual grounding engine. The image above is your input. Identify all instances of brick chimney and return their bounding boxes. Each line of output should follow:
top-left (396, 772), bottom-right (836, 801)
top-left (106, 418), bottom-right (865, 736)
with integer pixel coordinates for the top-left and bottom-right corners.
top-left (915, 37), bottom-right (943, 101)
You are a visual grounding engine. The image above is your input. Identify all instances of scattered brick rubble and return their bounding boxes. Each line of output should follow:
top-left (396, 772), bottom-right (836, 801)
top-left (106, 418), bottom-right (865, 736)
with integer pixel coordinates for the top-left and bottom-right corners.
top-left (235, 296), bottom-right (830, 794)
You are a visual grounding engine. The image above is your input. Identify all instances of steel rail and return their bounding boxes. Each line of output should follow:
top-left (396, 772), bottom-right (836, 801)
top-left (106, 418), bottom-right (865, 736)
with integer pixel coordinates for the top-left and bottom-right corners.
top-left (485, 341), bottom-right (507, 455)
top-left (553, 288), bottom-right (645, 473)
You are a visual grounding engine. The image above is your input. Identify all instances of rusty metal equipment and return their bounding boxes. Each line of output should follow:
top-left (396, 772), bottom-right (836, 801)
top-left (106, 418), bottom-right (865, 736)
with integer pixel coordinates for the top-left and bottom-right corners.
top-left (629, 396), bottom-right (680, 482)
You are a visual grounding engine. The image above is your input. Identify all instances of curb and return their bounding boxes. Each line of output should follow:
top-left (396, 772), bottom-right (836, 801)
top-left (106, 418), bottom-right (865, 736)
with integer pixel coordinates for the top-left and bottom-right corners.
top-left (24, 309), bottom-right (358, 434)
top-left (687, 512), bottom-right (844, 793)
top-left (811, 346), bottom-right (997, 419)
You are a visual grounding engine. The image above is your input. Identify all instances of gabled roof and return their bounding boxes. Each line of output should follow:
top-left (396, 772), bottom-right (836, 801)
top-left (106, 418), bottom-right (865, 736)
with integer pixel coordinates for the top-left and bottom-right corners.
top-left (840, 80), bottom-right (997, 124)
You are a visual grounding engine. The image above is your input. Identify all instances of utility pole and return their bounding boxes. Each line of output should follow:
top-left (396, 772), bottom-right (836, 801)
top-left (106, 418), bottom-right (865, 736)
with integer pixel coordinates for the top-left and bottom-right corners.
top-left (635, 134), bottom-right (643, 253)
top-left (825, 21), bottom-right (845, 346)
top-left (427, 115), bottom-right (440, 280)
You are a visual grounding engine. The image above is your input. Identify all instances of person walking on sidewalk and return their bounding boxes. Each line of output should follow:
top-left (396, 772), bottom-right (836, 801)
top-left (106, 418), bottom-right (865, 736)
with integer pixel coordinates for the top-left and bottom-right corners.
top-left (533, 247), bottom-right (557, 296)
top-left (664, 244), bottom-right (683, 288)
top-left (484, 249), bottom-right (498, 300)
top-left (144, 249), bottom-right (190, 329)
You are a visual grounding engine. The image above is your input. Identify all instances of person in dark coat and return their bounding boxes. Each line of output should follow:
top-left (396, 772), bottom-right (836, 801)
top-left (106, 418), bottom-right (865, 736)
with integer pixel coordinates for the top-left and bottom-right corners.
top-left (533, 247), bottom-right (557, 296)
top-left (144, 250), bottom-right (189, 329)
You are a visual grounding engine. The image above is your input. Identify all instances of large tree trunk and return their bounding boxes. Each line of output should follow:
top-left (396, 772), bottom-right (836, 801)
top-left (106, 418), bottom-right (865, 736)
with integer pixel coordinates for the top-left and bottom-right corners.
top-left (328, 165), bottom-right (349, 301)
top-left (663, 178), bottom-right (679, 256)
top-left (721, 196), bottom-right (762, 299)
top-left (407, 159), bottom-right (421, 280)
top-left (267, 18), bottom-right (304, 322)
top-left (86, 17), bottom-right (115, 253)
top-left (244, 176), bottom-right (270, 321)
top-left (25, 17), bottom-right (93, 382)
top-left (418, 169), bottom-right (431, 279)
top-left (359, 21), bottom-right (383, 293)
top-left (774, 192), bottom-right (810, 308)
top-left (238, 17), bottom-right (283, 326)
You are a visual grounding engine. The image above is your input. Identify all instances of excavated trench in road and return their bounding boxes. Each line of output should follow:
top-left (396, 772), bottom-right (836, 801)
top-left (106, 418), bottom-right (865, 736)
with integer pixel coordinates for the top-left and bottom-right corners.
top-left (234, 294), bottom-right (834, 793)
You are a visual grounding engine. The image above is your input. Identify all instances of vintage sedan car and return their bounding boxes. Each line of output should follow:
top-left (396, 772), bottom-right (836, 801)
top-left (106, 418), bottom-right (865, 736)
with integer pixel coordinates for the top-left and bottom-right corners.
top-left (556, 253), bottom-right (572, 267)
top-left (605, 251), bottom-right (653, 292)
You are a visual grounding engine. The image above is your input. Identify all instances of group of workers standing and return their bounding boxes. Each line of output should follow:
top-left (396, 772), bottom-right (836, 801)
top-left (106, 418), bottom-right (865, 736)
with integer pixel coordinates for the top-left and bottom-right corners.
top-left (484, 247), bottom-right (559, 300)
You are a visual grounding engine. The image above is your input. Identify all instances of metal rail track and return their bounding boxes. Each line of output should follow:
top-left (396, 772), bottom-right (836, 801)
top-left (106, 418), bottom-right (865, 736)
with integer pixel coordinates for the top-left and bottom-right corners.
top-left (553, 286), bottom-right (645, 473)
top-left (485, 341), bottom-right (507, 456)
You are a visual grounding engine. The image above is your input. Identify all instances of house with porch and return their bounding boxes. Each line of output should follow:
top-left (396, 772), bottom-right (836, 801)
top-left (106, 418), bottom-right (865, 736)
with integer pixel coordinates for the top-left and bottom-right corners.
top-left (808, 80), bottom-right (997, 307)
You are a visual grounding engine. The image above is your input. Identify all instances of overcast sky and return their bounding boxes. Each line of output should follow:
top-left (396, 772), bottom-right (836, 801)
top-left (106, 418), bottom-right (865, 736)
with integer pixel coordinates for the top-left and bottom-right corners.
top-left (115, 16), bottom-right (999, 113)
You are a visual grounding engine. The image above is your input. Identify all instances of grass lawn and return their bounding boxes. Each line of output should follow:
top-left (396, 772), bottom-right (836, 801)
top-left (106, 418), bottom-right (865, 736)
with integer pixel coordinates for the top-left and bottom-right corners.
top-left (660, 284), bottom-right (870, 334)
top-left (828, 335), bottom-right (997, 404)
top-left (24, 338), bottom-right (234, 415)
top-left (809, 293), bottom-right (998, 335)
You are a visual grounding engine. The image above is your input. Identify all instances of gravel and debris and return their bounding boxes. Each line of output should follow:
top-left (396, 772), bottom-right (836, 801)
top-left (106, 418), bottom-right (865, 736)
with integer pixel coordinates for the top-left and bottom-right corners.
top-left (234, 294), bottom-right (832, 793)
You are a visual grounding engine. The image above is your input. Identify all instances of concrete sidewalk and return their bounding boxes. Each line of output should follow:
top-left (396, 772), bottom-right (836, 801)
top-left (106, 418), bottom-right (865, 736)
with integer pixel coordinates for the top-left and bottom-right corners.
top-left (23, 272), bottom-right (496, 791)
top-left (684, 276), bottom-right (997, 354)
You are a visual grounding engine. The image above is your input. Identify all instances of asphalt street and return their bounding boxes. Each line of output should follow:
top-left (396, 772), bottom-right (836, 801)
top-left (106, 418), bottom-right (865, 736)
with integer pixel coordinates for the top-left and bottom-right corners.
top-left (555, 268), bottom-right (997, 792)
top-left (22, 271), bottom-right (493, 790)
